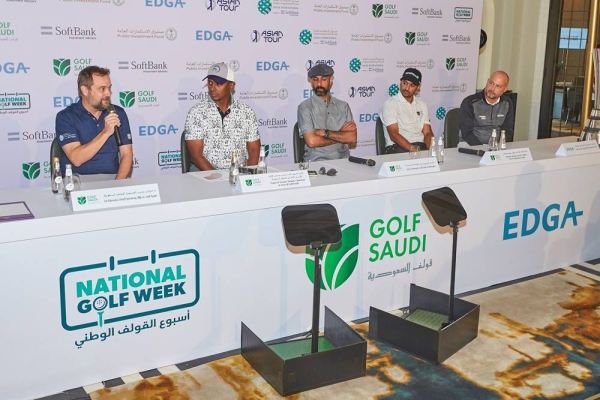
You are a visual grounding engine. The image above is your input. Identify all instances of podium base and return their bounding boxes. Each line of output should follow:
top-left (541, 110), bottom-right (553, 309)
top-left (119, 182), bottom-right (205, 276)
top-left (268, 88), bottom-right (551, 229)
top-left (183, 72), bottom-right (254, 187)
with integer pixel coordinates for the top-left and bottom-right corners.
top-left (369, 284), bottom-right (479, 364)
top-left (241, 307), bottom-right (366, 397)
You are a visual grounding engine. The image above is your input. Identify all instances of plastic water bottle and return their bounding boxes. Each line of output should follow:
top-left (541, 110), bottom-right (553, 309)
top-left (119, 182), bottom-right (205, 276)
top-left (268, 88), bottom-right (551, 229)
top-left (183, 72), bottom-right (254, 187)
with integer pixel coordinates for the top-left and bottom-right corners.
top-left (51, 157), bottom-right (63, 194)
top-left (63, 164), bottom-right (75, 202)
top-left (436, 136), bottom-right (444, 164)
top-left (488, 129), bottom-right (498, 151)
top-left (428, 136), bottom-right (437, 158)
top-left (500, 130), bottom-right (507, 150)
top-left (228, 151), bottom-right (239, 186)
top-left (257, 146), bottom-right (267, 174)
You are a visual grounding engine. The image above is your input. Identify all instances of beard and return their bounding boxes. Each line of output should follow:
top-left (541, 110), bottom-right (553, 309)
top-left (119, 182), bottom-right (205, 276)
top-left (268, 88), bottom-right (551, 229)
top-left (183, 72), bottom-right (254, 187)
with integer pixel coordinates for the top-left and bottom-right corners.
top-left (91, 97), bottom-right (109, 111)
top-left (313, 86), bottom-right (329, 96)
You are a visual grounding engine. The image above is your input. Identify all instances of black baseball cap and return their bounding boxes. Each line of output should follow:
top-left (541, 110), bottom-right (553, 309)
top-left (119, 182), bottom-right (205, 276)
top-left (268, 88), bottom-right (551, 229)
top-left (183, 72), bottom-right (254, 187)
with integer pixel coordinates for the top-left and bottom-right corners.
top-left (308, 64), bottom-right (334, 77)
top-left (401, 68), bottom-right (422, 85)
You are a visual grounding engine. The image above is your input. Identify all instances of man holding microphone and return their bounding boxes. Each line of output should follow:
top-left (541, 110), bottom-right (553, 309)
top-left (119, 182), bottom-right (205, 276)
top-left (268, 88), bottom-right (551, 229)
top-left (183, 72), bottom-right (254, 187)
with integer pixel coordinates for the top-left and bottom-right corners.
top-left (55, 66), bottom-right (133, 179)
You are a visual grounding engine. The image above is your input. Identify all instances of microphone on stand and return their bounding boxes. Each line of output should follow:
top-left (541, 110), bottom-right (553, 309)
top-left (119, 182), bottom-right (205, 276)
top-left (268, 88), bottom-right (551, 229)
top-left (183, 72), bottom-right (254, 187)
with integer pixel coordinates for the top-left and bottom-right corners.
top-left (458, 147), bottom-right (485, 157)
top-left (348, 155), bottom-right (376, 166)
top-left (107, 104), bottom-right (123, 146)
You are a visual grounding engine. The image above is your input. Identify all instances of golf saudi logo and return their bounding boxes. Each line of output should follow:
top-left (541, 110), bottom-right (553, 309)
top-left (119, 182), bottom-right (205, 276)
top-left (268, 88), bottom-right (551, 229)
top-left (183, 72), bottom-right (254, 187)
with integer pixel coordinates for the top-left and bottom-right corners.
top-left (53, 59), bottom-right (71, 76)
top-left (119, 91), bottom-right (135, 108)
top-left (59, 248), bottom-right (200, 331)
top-left (304, 224), bottom-right (359, 290)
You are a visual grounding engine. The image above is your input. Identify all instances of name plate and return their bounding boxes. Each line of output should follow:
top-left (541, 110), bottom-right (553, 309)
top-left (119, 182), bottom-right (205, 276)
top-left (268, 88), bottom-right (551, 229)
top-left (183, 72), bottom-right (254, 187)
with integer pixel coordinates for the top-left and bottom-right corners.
top-left (479, 148), bottom-right (533, 166)
top-left (378, 157), bottom-right (440, 177)
top-left (555, 140), bottom-right (600, 157)
top-left (235, 170), bottom-right (311, 193)
top-left (71, 184), bottom-right (161, 212)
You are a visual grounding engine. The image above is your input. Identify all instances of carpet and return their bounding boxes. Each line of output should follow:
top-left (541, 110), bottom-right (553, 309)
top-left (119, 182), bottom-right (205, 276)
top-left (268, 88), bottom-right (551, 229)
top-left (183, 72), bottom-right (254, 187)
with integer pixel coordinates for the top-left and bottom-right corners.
top-left (90, 270), bottom-right (600, 399)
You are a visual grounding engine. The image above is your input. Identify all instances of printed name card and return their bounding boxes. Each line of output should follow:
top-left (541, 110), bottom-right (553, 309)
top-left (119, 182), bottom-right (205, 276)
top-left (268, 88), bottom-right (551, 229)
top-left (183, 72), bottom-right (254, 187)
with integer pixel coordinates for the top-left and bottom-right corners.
top-left (235, 170), bottom-right (311, 193)
top-left (378, 157), bottom-right (440, 178)
top-left (555, 140), bottom-right (600, 157)
top-left (71, 184), bottom-right (161, 212)
top-left (479, 148), bottom-right (533, 166)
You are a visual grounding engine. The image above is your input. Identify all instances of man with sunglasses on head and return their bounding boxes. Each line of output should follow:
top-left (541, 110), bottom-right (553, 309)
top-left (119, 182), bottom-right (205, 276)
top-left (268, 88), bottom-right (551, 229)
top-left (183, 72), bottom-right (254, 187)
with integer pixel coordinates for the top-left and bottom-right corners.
top-left (381, 68), bottom-right (433, 154)
top-left (458, 70), bottom-right (514, 146)
top-left (185, 62), bottom-right (261, 170)
top-left (297, 64), bottom-right (357, 161)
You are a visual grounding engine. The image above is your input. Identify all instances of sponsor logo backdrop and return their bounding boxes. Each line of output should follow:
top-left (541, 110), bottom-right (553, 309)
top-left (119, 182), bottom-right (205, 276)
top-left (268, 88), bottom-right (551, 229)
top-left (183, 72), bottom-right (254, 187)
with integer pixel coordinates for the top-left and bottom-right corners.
top-left (2, 1), bottom-right (481, 190)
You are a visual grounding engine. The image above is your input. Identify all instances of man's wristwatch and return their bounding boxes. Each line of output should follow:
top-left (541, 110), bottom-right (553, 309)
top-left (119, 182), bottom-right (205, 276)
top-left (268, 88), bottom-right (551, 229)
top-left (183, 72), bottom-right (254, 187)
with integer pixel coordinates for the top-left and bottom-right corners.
top-left (324, 129), bottom-right (330, 139)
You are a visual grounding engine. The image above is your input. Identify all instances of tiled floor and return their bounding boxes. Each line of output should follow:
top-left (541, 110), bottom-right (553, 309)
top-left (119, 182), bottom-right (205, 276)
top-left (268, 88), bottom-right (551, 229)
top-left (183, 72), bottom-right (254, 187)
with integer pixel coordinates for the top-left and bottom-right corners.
top-left (38, 258), bottom-right (600, 400)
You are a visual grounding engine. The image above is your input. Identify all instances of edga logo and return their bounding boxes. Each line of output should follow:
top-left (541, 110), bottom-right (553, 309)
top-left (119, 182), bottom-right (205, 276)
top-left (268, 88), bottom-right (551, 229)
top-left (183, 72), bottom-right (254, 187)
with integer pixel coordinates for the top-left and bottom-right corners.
top-left (304, 224), bottom-right (359, 290)
top-left (349, 58), bottom-right (361, 73)
top-left (22, 162), bottom-right (40, 180)
top-left (59, 249), bottom-right (200, 331)
top-left (119, 91), bottom-right (135, 108)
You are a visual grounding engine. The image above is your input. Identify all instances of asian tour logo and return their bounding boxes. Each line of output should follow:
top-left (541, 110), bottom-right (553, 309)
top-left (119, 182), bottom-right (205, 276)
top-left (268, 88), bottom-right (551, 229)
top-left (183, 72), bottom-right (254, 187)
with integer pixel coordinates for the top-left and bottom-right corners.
top-left (206, 0), bottom-right (239, 11)
top-left (22, 162), bottom-right (41, 180)
top-left (59, 249), bottom-right (200, 332)
top-left (436, 107), bottom-right (447, 120)
top-left (258, 0), bottom-right (272, 14)
top-left (304, 224), bottom-right (359, 290)
top-left (299, 29), bottom-right (312, 45)
top-left (119, 91), bottom-right (135, 108)
top-left (349, 58), bottom-right (361, 73)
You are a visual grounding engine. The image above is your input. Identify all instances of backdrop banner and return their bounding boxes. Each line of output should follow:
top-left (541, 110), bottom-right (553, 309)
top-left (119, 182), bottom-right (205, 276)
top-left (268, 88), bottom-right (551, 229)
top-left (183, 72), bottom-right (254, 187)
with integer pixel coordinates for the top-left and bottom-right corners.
top-left (2, 0), bottom-right (482, 190)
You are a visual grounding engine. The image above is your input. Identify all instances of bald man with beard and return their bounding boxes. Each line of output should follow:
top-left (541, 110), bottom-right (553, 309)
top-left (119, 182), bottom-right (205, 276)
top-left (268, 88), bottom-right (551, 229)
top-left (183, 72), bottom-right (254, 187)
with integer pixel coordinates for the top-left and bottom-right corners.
top-left (458, 70), bottom-right (515, 146)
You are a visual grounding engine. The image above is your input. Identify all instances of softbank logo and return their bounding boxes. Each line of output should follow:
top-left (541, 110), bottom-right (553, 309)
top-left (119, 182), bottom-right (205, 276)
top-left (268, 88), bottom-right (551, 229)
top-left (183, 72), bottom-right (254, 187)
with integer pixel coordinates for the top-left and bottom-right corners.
top-left (304, 224), bottom-right (359, 290)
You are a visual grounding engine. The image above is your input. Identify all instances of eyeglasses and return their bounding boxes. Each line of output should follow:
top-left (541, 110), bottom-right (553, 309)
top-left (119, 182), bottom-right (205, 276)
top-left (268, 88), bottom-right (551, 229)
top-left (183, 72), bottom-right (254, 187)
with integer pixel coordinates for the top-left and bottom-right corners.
top-left (318, 167), bottom-right (337, 176)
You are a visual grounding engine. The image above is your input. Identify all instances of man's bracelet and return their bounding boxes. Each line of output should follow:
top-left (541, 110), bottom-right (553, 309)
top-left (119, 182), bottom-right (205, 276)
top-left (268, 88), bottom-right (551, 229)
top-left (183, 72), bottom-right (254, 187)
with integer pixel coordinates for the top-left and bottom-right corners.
top-left (324, 129), bottom-right (330, 139)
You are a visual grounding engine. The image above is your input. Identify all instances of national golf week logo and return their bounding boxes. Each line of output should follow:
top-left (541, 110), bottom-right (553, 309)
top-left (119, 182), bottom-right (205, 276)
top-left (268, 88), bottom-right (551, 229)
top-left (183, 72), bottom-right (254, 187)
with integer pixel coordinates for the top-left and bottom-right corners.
top-left (60, 249), bottom-right (200, 337)
top-left (304, 224), bottom-right (359, 290)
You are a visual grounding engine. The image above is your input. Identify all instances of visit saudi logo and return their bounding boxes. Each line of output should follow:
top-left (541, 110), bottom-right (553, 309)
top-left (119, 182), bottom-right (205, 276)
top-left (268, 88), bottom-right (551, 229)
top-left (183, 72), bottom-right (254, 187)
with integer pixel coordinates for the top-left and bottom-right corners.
top-left (349, 58), bottom-right (361, 73)
top-left (405, 32), bottom-right (416, 45)
top-left (372, 4), bottom-right (383, 18)
top-left (446, 58), bottom-right (456, 71)
top-left (305, 224), bottom-right (359, 290)
top-left (22, 162), bottom-right (41, 180)
top-left (119, 91), bottom-right (135, 108)
top-left (258, 0), bottom-right (272, 15)
top-left (299, 29), bottom-right (312, 45)
top-left (53, 59), bottom-right (71, 76)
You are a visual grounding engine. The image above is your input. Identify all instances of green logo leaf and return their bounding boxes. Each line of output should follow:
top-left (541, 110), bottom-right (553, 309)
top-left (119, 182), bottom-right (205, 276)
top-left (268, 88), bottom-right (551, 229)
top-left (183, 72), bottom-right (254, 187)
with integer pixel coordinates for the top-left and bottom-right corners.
top-left (490, 155), bottom-right (496, 161)
top-left (22, 162), bottom-right (41, 180)
top-left (389, 166), bottom-right (395, 172)
top-left (446, 58), bottom-right (456, 70)
top-left (405, 32), bottom-right (416, 45)
top-left (77, 196), bottom-right (87, 205)
top-left (53, 58), bottom-right (71, 76)
top-left (305, 224), bottom-right (360, 290)
top-left (245, 179), bottom-right (252, 186)
top-left (372, 3), bottom-right (383, 18)
top-left (264, 144), bottom-right (270, 157)
top-left (119, 91), bottom-right (135, 108)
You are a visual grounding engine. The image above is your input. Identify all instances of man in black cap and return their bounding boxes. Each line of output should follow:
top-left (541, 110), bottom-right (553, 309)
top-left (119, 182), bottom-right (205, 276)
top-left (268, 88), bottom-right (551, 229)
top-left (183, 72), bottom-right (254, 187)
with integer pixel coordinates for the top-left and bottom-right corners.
top-left (297, 63), bottom-right (356, 161)
top-left (381, 68), bottom-right (433, 153)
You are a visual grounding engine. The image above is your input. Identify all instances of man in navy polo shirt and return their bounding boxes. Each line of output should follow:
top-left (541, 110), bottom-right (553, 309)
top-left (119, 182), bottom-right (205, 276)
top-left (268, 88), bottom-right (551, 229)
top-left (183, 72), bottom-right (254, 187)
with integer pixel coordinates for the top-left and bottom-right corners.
top-left (56, 66), bottom-right (133, 178)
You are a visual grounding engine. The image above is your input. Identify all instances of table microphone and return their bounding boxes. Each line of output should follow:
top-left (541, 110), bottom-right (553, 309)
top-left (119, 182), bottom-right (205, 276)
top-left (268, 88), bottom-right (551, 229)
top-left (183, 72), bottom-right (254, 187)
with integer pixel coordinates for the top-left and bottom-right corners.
top-left (349, 155), bottom-right (376, 166)
top-left (458, 147), bottom-right (485, 157)
top-left (107, 104), bottom-right (123, 146)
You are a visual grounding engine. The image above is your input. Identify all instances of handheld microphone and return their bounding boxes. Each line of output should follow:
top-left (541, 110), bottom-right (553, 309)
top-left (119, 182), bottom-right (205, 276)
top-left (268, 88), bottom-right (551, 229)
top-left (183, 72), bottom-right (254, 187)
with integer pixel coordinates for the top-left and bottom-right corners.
top-left (458, 147), bottom-right (485, 157)
top-left (348, 155), bottom-right (376, 166)
top-left (107, 104), bottom-right (123, 146)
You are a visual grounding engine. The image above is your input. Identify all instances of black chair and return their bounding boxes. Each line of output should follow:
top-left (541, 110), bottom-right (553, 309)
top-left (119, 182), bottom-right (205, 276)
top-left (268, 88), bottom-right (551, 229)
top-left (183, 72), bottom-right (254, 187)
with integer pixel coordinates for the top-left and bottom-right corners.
top-left (292, 123), bottom-right (306, 163)
top-left (50, 137), bottom-right (62, 165)
top-left (443, 108), bottom-right (460, 148)
top-left (180, 130), bottom-right (192, 173)
top-left (375, 117), bottom-right (386, 155)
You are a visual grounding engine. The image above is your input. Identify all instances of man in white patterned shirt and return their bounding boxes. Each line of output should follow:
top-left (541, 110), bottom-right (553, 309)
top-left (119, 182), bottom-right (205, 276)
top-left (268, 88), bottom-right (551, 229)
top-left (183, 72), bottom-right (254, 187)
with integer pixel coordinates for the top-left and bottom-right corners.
top-left (184, 63), bottom-right (261, 170)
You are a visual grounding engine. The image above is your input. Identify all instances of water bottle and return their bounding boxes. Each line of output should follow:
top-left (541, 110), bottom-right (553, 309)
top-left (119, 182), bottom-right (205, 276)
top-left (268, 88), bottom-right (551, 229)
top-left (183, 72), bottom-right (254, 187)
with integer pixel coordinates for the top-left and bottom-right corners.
top-left (428, 136), bottom-right (437, 158)
top-left (500, 130), bottom-right (507, 150)
top-left (63, 164), bottom-right (75, 203)
top-left (488, 129), bottom-right (498, 151)
top-left (51, 157), bottom-right (63, 194)
top-left (436, 136), bottom-right (444, 164)
top-left (257, 146), bottom-right (267, 174)
top-left (228, 151), bottom-right (239, 186)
